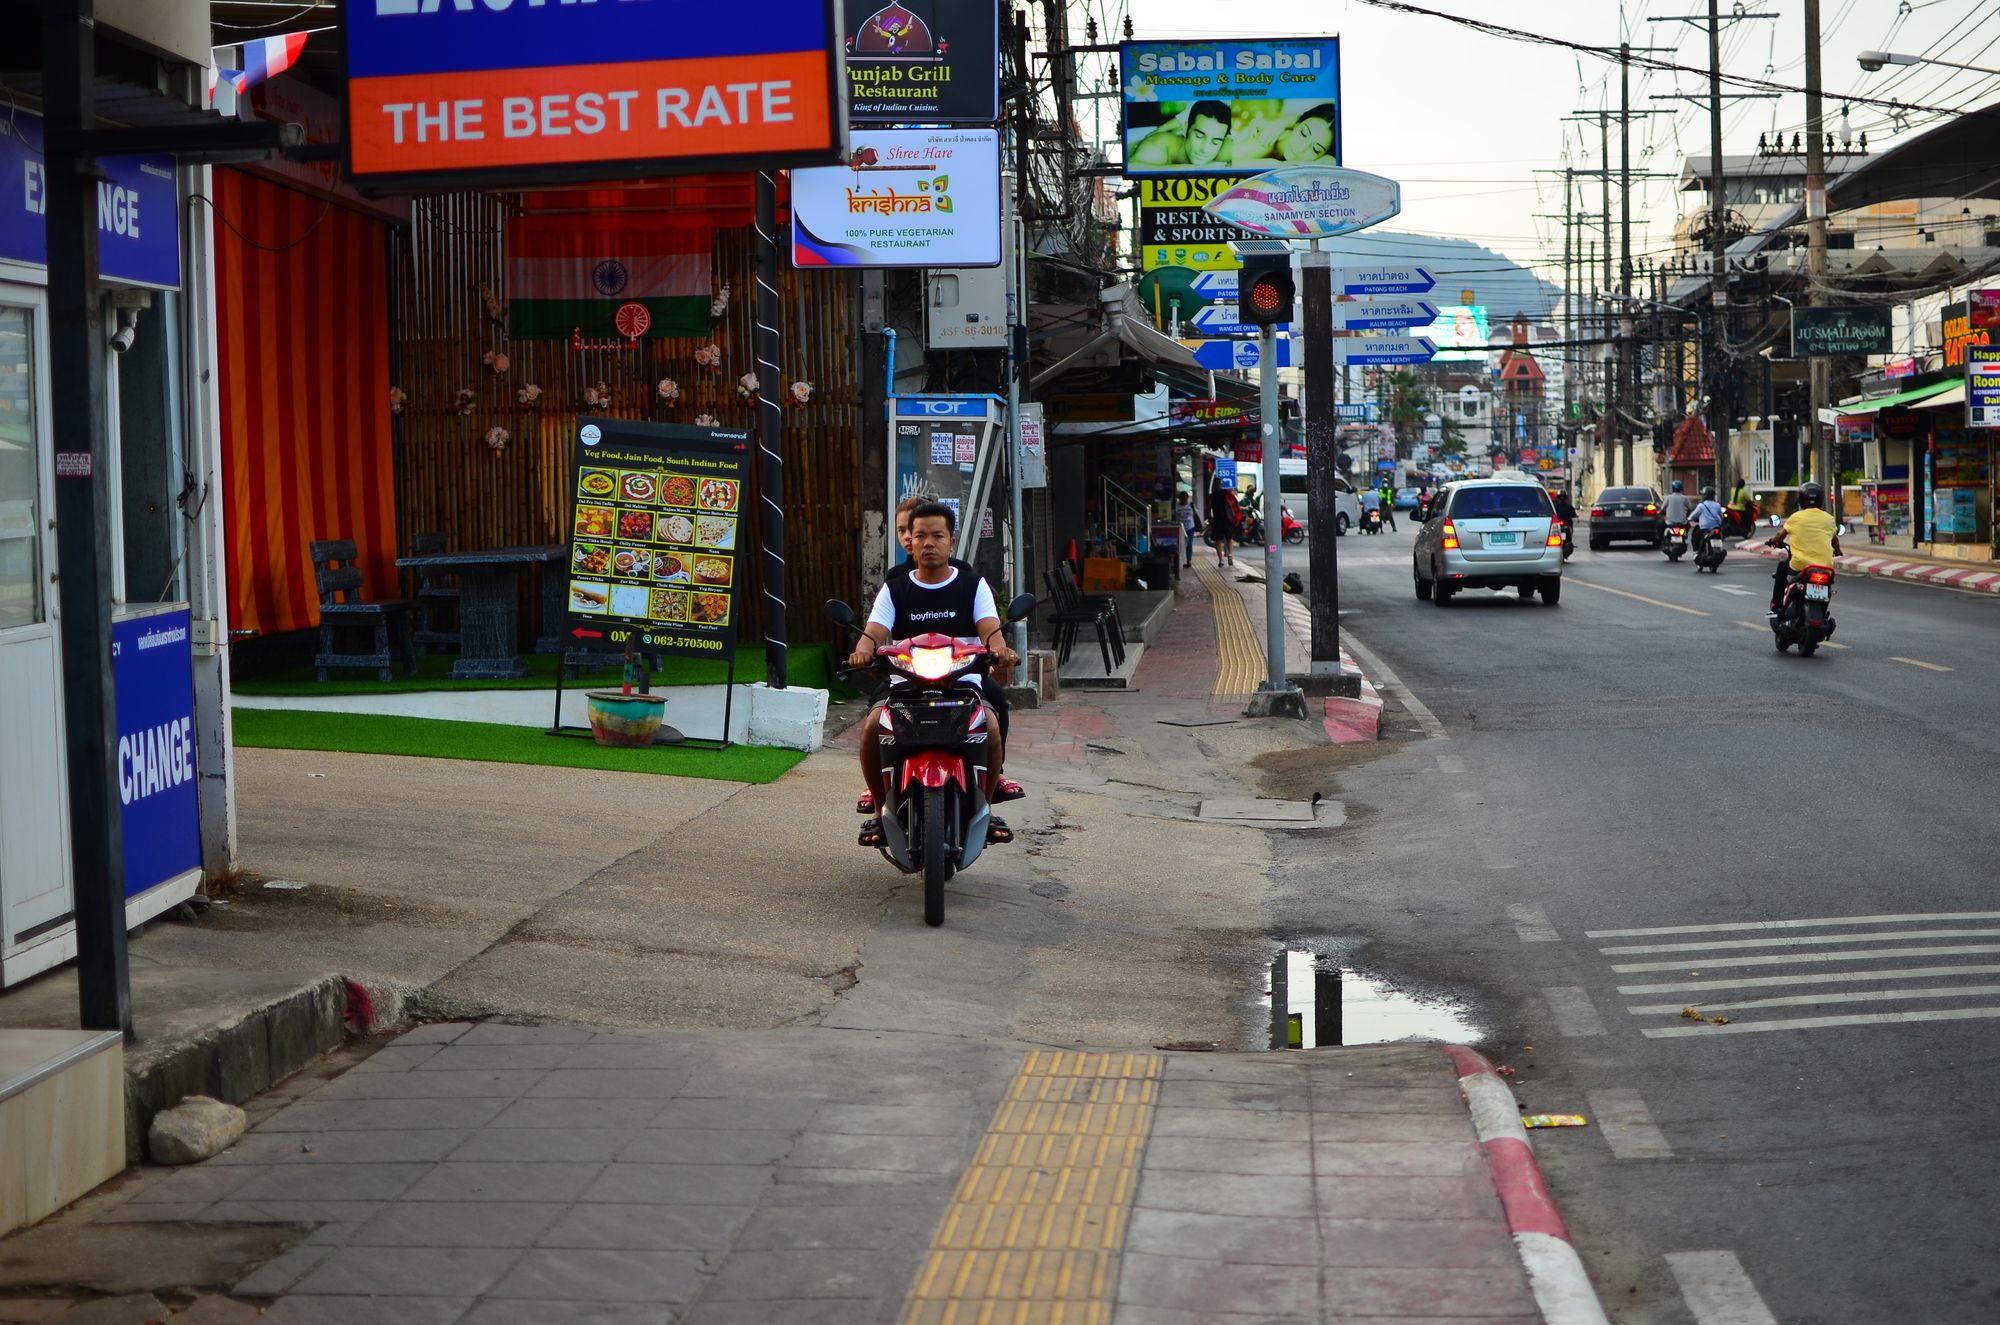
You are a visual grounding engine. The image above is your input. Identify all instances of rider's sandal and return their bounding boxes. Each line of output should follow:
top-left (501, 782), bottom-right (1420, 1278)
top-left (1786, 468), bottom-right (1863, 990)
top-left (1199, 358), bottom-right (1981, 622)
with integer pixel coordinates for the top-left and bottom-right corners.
top-left (858, 818), bottom-right (886, 848)
top-left (855, 791), bottom-right (876, 815)
top-left (992, 778), bottom-right (1025, 804)
top-left (986, 817), bottom-right (1014, 845)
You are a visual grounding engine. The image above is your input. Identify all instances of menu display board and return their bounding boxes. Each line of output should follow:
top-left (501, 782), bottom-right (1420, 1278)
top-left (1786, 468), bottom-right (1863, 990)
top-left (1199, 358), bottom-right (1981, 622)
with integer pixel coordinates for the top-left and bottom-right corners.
top-left (565, 417), bottom-right (750, 658)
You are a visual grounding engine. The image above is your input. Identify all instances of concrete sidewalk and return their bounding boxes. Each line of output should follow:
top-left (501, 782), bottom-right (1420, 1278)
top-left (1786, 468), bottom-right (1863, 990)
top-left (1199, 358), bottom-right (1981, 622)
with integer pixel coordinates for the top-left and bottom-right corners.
top-left (76, 1021), bottom-right (1553, 1324)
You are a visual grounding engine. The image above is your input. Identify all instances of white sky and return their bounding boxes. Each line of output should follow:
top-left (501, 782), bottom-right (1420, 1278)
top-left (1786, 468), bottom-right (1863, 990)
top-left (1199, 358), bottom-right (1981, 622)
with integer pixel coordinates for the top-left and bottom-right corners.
top-left (1099, 0), bottom-right (2000, 287)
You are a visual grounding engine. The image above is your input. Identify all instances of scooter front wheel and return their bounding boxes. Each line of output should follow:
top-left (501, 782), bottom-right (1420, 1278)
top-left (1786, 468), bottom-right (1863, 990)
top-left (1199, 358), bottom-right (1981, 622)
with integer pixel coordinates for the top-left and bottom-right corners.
top-left (922, 789), bottom-right (949, 927)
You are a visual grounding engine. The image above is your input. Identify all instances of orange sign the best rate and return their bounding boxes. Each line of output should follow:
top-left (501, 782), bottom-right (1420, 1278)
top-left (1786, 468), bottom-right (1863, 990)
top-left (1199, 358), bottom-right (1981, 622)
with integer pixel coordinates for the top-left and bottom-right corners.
top-left (347, 51), bottom-right (834, 176)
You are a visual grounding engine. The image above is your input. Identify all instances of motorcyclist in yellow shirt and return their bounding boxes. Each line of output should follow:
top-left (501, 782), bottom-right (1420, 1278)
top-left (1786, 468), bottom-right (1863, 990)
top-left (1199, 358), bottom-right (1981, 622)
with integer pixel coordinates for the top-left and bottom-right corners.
top-left (1766, 482), bottom-right (1842, 617)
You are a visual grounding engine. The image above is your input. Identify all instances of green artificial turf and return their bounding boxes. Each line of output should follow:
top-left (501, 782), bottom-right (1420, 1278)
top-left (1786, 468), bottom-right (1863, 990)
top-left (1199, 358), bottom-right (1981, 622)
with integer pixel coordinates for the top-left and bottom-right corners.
top-left (232, 709), bottom-right (807, 783)
top-left (234, 643), bottom-right (833, 697)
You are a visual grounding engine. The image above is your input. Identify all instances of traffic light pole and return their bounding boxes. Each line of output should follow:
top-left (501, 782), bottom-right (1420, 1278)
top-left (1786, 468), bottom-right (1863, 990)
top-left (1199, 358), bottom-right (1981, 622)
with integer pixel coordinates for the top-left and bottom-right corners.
top-left (1301, 246), bottom-right (1340, 676)
top-left (1259, 324), bottom-right (1284, 696)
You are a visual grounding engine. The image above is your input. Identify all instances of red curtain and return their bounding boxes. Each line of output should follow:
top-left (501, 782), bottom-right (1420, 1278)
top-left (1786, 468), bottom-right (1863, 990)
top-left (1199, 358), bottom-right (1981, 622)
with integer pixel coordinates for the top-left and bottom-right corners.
top-left (214, 169), bottom-right (397, 637)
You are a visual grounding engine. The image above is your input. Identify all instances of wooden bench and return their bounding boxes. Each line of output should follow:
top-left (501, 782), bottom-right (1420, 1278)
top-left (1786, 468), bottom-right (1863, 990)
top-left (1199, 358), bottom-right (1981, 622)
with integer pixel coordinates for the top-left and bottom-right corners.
top-left (310, 538), bottom-right (415, 682)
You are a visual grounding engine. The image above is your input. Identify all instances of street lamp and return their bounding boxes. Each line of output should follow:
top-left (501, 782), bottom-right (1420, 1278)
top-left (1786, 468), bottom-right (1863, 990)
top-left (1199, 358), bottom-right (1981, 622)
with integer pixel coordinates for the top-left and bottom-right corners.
top-left (1857, 49), bottom-right (2000, 76)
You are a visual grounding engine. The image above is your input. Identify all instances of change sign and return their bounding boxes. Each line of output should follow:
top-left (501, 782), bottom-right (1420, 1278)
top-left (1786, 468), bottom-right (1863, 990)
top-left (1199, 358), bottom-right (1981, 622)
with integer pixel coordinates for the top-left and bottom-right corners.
top-left (343, 0), bottom-right (847, 188)
top-left (1789, 305), bottom-right (1892, 358)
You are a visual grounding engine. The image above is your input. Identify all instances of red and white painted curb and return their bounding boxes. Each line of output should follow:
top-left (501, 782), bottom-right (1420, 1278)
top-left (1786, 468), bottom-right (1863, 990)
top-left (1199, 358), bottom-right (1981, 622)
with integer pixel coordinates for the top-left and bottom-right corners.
top-left (1444, 1045), bottom-right (1609, 1325)
top-left (1741, 539), bottom-right (2000, 594)
top-left (1278, 596), bottom-right (1384, 744)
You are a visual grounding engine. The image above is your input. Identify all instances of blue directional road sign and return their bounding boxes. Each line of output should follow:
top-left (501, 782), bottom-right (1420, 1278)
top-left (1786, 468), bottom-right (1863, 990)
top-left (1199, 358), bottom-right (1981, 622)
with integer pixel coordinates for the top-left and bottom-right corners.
top-left (1190, 270), bottom-right (1242, 295)
top-left (1331, 299), bottom-right (1436, 330)
top-left (1336, 402), bottom-right (1380, 422)
top-left (1189, 304), bottom-right (1299, 338)
top-left (1330, 335), bottom-right (1436, 365)
top-left (1329, 265), bottom-right (1436, 296)
top-left (1191, 338), bottom-right (1295, 371)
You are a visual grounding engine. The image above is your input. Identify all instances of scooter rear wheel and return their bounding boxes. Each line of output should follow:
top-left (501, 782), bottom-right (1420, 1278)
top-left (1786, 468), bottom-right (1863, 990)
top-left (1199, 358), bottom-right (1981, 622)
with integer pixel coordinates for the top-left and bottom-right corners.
top-left (922, 790), bottom-right (949, 927)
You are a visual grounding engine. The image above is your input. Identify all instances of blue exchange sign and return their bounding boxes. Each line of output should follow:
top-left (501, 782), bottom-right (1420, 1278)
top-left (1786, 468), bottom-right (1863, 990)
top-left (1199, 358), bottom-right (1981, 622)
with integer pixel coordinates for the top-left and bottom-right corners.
top-left (0, 109), bottom-right (182, 289)
top-left (112, 609), bottom-right (203, 898)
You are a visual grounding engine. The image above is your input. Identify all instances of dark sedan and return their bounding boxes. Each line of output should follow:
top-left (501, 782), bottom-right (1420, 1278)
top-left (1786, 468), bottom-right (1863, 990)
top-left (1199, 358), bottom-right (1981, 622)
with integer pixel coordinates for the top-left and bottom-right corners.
top-left (1587, 486), bottom-right (1664, 549)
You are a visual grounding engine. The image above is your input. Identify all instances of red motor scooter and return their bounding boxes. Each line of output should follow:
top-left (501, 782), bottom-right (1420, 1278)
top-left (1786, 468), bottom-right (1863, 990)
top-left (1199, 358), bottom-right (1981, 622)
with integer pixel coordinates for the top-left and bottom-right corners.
top-left (1281, 503), bottom-right (1306, 545)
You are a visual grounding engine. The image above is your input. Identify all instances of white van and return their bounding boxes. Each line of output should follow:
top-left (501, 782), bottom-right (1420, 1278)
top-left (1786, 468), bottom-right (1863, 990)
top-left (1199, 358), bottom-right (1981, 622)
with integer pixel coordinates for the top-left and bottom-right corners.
top-left (1277, 458), bottom-right (1363, 535)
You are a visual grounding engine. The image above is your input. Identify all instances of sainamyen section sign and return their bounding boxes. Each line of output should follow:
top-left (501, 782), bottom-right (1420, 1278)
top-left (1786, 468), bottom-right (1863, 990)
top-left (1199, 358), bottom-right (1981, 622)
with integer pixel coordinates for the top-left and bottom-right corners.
top-left (344, 0), bottom-right (847, 187)
top-left (1120, 38), bottom-right (1340, 179)
top-left (1203, 166), bottom-right (1398, 238)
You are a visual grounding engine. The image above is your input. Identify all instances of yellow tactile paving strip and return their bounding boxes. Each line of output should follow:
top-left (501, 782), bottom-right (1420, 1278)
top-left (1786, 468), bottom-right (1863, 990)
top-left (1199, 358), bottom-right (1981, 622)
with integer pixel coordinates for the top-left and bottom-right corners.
top-left (1192, 555), bottom-right (1264, 697)
top-left (899, 1050), bottom-right (1164, 1325)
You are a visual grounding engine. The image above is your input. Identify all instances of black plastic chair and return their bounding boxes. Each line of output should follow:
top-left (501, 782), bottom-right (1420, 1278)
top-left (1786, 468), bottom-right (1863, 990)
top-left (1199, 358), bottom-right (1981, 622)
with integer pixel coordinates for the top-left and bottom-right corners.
top-left (1043, 569), bottom-right (1118, 674)
top-left (409, 532), bottom-right (461, 654)
top-left (1056, 562), bottom-right (1126, 663)
top-left (310, 539), bottom-right (415, 682)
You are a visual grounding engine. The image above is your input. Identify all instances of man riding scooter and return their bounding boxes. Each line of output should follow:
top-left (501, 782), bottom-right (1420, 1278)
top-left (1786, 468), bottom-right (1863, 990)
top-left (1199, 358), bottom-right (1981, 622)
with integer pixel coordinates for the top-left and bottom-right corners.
top-left (849, 501), bottom-right (1021, 847)
top-left (1767, 482), bottom-right (1841, 617)
top-left (1690, 485), bottom-right (1726, 560)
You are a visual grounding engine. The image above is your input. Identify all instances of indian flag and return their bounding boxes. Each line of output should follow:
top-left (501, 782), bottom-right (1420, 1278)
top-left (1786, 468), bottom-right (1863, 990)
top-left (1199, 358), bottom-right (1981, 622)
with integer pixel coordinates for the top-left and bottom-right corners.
top-left (505, 214), bottom-right (712, 341)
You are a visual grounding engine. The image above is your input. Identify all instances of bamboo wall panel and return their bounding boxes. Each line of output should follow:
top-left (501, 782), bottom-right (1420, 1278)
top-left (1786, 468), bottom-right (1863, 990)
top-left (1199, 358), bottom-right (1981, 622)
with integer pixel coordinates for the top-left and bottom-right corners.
top-left (390, 192), bottom-right (862, 651)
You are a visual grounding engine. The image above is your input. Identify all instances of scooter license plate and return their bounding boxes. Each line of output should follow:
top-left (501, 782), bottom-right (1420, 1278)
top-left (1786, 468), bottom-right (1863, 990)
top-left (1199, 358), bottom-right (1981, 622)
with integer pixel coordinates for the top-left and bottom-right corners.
top-left (1805, 583), bottom-right (1830, 600)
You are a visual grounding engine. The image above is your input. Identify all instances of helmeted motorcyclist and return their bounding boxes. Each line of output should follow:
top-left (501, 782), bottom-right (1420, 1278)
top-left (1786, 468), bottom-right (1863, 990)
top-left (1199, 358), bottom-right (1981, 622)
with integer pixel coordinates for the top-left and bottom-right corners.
top-left (1662, 479), bottom-right (1694, 524)
top-left (1767, 482), bottom-right (1842, 616)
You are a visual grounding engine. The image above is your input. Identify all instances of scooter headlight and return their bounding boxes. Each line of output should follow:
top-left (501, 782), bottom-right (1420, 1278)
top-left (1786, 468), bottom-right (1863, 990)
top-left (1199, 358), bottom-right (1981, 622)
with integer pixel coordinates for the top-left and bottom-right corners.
top-left (909, 646), bottom-right (956, 681)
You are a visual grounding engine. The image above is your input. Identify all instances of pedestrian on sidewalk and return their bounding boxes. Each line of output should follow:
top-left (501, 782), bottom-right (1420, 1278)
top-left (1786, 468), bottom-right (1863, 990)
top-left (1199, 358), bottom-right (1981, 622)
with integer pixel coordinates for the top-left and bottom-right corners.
top-left (1207, 475), bottom-right (1240, 565)
top-left (1173, 490), bottom-right (1200, 566)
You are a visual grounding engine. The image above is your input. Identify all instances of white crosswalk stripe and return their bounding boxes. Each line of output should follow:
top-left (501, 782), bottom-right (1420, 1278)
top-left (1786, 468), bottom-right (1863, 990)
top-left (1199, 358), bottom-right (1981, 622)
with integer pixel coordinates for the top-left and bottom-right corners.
top-left (1586, 910), bottom-right (2000, 1040)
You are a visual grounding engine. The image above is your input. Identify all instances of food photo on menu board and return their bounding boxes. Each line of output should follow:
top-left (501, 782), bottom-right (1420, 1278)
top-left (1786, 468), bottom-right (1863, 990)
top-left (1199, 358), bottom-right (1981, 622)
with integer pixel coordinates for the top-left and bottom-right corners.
top-left (563, 418), bottom-right (752, 657)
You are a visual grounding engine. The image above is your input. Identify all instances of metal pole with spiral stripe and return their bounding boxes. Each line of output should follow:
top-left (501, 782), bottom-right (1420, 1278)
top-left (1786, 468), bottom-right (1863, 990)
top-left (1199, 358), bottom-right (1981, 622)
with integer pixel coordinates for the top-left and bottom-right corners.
top-left (754, 171), bottom-right (788, 689)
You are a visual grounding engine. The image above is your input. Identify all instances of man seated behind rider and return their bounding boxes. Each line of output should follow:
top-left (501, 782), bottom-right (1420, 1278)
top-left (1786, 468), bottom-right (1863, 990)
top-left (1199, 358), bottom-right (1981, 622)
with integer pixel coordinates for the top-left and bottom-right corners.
top-left (848, 501), bottom-right (1019, 843)
top-left (1766, 482), bottom-right (1841, 615)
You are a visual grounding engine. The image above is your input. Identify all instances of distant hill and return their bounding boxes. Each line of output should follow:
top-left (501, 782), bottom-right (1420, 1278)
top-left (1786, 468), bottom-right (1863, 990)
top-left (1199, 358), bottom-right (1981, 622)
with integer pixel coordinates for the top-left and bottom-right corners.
top-left (1309, 231), bottom-right (1561, 322)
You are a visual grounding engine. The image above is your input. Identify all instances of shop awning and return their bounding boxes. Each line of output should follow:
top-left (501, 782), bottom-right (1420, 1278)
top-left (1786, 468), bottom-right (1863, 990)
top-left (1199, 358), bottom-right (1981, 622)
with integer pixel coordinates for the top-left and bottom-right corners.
top-left (1836, 378), bottom-right (1962, 415)
top-left (1912, 382), bottom-right (1966, 410)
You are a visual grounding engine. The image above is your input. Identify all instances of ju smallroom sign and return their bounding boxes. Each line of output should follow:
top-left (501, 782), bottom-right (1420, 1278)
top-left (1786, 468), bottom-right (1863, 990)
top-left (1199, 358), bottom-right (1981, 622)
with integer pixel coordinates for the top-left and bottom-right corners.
top-left (1789, 305), bottom-right (1892, 358)
top-left (342, 0), bottom-right (848, 187)
top-left (565, 418), bottom-right (749, 659)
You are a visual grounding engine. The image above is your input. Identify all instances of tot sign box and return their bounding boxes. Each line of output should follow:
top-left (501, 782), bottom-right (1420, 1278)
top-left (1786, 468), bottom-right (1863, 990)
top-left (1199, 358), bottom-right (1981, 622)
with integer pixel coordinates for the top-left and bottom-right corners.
top-left (344, 0), bottom-right (847, 188)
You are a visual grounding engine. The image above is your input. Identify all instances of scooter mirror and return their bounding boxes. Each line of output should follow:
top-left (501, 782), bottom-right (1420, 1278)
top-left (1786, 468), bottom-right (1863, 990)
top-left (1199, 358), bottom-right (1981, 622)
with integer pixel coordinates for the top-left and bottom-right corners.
top-left (1005, 593), bottom-right (1037, 624)
top-left (824, 599), bottom-right (857, 629)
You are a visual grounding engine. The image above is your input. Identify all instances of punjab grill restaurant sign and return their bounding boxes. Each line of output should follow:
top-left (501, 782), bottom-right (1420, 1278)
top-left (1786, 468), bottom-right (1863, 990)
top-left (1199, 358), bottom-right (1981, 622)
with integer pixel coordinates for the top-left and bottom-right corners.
top-left (1789, 305), bottom-right (1892, 358)
top-left (846, 0), bottom-right (1000, 124)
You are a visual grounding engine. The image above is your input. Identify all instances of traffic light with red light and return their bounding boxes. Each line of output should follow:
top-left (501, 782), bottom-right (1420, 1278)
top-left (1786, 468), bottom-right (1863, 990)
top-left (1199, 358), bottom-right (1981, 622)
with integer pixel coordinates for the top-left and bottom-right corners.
top-left (1237, 253), bottom-right (1295, 327)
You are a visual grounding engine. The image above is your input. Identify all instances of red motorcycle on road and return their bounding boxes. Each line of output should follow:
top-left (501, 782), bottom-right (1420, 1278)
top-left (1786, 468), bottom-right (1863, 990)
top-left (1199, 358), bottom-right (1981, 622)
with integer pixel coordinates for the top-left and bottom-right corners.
top-left (828, 595), bottom-right (1035, 927)
top-left (1772, 564), bottom-right (1836, 657)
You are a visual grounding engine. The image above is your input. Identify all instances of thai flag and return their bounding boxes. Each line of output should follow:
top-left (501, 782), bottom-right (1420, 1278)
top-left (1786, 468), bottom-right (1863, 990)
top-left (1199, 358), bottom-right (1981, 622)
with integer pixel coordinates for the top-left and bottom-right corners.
top-left (234, 32), bottom-right (307, 93)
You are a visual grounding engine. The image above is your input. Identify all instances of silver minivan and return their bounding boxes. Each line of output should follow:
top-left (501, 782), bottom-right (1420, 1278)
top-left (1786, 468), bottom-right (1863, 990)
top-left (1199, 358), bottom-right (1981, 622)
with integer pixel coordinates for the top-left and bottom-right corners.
top-left (1277, 459), bottom-right (1362, 535)
top-left (1413, 477), bottom-right (1563, 606)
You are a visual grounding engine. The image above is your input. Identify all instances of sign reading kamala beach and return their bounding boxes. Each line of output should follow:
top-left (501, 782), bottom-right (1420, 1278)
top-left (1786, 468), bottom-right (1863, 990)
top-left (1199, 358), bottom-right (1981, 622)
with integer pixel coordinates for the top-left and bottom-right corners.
top-left (343, 0), bottom-right (847, 188)
top-left (1120, 37), bottom-right (1341, 179)
top-left (846, 0), bottom-right (1001, 124)
top-left (1202, 166), bottom-right (1398, 238)
top-left (791, 128), bottom-right (1001, 268)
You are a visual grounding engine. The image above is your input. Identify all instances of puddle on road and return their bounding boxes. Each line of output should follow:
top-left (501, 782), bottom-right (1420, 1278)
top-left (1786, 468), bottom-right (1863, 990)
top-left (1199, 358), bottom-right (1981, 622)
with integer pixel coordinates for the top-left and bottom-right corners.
top-left (1263, 949), bottom-right (1482, 1048)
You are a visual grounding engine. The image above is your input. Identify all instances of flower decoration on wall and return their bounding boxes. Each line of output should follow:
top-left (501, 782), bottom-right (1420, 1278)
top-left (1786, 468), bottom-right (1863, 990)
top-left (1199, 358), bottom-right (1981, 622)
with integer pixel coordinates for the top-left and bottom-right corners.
top-left (476, 280), bottom-right (503, 321)
top-left (582, 381), bottom-right (611, 408)
top-left (788, 380), bottom-right (815, 406)
top-left (453, 388), bottom-right (476, 416)
top-left (482, 350), bottom-right (510, 376)
top-left (693, 343), bottom-right (723, 370)
top-left (735, 372), bottom-right (760, 400)
top-left (388, 387), bottom-right (406, 416)
top-left (517, 383), bottom-right (542, 407)
top-left (485, 426), bottom-right (509, 453)
top-left (656, 377), bottom-right (680, 403)
top-left (693, 413), bottom-right (718, 427)
top-left (710, 283), bottom-right (732, 319)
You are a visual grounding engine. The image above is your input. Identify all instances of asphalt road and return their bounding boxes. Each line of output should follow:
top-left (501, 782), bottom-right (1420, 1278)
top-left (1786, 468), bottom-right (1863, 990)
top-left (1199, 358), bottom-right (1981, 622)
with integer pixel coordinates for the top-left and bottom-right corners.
top-left (1257, 524), bottom-right (2000, 1325)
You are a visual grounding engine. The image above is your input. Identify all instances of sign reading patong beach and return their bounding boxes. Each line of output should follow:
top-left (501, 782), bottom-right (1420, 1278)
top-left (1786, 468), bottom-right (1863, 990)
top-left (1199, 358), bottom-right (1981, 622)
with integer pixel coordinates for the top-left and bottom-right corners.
top-left (1120, 37), bottom-right (1341, 179)
top-left (791, 128), bottom-right (1001, 268)
top-left (1202, 167), bottom-right (1398, 239)
top-left (342, 0), bottom-right (847, 188)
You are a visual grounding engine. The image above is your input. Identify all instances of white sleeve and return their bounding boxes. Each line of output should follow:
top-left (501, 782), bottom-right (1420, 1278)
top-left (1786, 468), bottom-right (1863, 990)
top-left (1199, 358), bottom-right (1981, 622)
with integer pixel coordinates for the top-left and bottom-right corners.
top-left (972, 578), bottom-right (999, 625)
top-left (866, 583), bottom-right (896, 633)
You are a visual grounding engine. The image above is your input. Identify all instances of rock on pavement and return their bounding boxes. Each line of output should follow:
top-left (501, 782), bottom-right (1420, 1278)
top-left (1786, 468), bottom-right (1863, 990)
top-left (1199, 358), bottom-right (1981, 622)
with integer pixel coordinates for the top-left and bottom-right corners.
top-left (146, 1096), bottom-right (246, 1165)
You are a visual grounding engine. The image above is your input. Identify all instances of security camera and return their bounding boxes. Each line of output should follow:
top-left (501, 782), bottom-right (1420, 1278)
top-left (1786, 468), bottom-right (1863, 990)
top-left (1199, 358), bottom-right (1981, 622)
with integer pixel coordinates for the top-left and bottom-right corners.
top-left (109, 307), bottom-right (139, 354)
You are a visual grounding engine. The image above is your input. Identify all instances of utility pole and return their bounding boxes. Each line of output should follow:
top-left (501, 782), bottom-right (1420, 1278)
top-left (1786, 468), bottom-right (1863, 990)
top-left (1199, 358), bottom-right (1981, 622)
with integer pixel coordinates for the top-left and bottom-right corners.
top-left (1301, 246), bottom-right (1340, 679)
top-left (1804, 0), bottom-right (1833, 498)
top-left (1706, 0), bottom-right (1732, 499)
